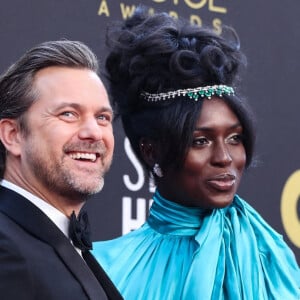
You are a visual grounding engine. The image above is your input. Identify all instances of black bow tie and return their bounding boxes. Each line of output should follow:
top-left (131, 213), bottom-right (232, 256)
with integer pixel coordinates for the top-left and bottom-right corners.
top-left (69, 211), bottom-right (124, 299)
top-left (69, 210), bottom-right (92, 252)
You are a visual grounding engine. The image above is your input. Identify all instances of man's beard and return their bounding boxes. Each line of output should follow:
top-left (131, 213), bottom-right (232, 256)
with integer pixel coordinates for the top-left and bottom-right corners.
top-left (25, 143), bottom-right (109, 202)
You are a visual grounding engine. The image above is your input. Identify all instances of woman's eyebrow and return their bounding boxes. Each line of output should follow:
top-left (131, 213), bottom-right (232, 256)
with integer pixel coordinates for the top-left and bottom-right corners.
top-left (194, 122), bottom-right (242, 132)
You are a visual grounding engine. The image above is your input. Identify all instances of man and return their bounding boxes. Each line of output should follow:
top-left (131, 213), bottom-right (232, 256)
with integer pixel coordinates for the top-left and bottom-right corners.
top-left (0, 40), bottom-right (122, 299)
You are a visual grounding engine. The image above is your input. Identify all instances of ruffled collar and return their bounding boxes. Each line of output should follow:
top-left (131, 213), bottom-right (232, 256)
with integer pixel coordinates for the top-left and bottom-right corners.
top-left (146, 190), bottom-right (300, 299)
top-left (147, 190), bottom-right (232, 236)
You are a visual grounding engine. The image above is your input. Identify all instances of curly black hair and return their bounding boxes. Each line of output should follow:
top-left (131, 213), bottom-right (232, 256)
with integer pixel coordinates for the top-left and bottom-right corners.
top-left (105, 6), bottom-right (256, 175)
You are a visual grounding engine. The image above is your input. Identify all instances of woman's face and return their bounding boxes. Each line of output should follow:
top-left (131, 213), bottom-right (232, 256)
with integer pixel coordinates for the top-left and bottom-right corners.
top-left (158, 97), bottom-right (246, 208)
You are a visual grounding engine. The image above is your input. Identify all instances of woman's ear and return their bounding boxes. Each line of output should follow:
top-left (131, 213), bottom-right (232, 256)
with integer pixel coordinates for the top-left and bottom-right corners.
top-left (0, 119), bottom-right (22, 156)
top-left (139, 137), bottom-right (158, 167)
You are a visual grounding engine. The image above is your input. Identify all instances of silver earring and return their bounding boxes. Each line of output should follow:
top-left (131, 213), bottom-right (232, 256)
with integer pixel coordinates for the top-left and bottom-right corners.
top-left (153, 163), bottom-right (163, 178)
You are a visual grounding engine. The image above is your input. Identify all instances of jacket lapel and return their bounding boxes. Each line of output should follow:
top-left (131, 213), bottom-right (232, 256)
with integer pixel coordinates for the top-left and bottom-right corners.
top-left (0, 186), bottom-right (108, 300)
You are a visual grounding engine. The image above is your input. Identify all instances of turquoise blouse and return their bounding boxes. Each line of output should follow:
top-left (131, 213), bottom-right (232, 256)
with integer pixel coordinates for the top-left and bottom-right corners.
top-left (93, 192), bottom-right (300, 299)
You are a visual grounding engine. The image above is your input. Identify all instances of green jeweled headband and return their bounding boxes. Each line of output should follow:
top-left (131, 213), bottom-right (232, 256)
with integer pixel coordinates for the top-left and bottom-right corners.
top-left (141, 85), bottom-right (234, 102)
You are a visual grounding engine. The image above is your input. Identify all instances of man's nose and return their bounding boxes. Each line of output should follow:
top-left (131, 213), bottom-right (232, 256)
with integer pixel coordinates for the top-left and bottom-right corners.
top-left (78, 118), bottom-right (103, 141)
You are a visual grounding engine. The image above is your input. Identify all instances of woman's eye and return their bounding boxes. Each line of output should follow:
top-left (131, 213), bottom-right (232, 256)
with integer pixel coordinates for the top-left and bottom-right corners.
top-left (228, 133), bottom-right (243, 144)
top-left (193, 137), bottom-right (209, 146)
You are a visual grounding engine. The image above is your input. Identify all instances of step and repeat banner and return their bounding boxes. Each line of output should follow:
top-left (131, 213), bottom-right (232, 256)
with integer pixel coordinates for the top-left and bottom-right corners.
top-left (0, 0), bottom-right (299, 262)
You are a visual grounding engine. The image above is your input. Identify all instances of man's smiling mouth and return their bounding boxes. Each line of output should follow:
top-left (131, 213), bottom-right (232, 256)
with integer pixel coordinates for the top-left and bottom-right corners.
top-left (68, 152), bottom-right (98, 162)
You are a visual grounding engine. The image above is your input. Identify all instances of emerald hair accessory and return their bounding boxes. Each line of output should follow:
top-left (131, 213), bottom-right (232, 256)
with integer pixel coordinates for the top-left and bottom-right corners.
top-left (141, 85), bottom-right (234, 102)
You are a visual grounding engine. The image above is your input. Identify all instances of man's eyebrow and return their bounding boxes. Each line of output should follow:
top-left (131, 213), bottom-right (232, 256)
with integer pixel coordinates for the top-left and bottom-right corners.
top-left (53, 102), bottom-right (113, 115)
top-left (52, 102), bottom-right (81, 110)
top-left (100, 106), bottom-right (114, 114)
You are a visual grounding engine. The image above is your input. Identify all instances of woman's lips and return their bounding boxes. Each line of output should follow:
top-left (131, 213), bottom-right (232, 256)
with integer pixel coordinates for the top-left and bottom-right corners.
top-left (207, 174), bottom-right (236, 191)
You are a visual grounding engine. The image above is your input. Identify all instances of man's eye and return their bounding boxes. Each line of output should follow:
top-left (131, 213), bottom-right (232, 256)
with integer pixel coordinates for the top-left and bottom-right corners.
top-left (97, 114), bottom-right (112, 123)
top-left (59, 111), bottom-right (78, 121)
top-left (61, 111), bottom-right (75, 117)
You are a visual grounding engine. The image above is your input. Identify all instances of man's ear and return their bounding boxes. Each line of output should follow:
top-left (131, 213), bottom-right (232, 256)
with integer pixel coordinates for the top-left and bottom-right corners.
top-left (139, 137), bottom-right (159, 167)
top-left (0, 119), bottom-right (22, 156)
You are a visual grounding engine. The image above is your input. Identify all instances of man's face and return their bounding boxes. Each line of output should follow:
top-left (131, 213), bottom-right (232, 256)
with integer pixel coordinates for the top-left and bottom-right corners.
top-left (19, 66), bottom-right (114, 203)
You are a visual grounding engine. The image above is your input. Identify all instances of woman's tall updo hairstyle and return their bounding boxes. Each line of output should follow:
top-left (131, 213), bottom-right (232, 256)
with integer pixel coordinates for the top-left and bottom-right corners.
top-left (105, 6), bottom-right (255, 177)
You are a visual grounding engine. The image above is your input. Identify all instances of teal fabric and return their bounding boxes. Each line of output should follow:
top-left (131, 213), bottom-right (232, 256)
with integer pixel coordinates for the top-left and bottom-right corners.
top-left (93, 192), bottom-right (300, 299)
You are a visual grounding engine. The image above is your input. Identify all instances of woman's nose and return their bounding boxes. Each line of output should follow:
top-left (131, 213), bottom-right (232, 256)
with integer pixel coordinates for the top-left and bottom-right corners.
top-left (211, 142), bottom-right (232, 166)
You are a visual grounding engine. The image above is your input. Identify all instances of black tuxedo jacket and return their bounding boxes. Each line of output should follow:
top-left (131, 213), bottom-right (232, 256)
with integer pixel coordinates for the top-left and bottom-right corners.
top-left (0, 186), bottom-right (122, 300)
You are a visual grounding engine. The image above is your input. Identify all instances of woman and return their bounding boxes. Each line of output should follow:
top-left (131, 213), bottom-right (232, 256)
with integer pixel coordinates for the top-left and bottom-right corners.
top-left (93, 7), bottom-right (300, 299)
